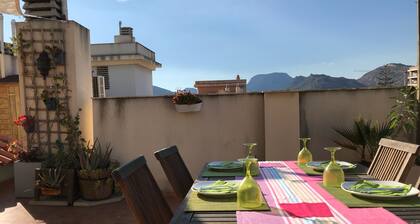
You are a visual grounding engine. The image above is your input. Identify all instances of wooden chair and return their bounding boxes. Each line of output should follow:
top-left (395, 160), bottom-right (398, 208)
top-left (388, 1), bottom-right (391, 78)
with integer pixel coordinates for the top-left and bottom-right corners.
top-left (367, 138), bottom-right (419, 182)
top-left (154, 146), bottom-right (193, 199)
top-left (112, 155), bottom-right (173, 224)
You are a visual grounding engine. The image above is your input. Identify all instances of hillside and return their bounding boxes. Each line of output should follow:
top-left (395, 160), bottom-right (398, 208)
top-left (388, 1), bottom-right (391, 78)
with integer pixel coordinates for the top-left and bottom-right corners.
top-left (153, 86), bottom-right (173, 96)
top-left (289, 74), bottom-right (365, 90)
top-left (246, 63), bottom-right (411, 92)
top-left (247, 72), bottom-right (293, 92)
top-left (358, 63), bottom-right (410, 87)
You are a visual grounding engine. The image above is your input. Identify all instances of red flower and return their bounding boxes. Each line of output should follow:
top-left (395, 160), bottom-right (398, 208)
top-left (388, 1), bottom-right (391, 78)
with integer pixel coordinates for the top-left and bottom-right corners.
top-left (14, 115), bottom-right (34, 127)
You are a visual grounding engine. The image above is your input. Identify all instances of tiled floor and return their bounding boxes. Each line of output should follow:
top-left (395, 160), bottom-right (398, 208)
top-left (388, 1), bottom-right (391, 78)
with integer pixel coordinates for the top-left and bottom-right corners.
top-left (0, 179), bottom-right (181, 224)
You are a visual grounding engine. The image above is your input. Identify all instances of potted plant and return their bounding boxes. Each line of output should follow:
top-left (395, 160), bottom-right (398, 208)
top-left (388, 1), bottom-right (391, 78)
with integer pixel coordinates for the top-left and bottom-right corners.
top-left (41, 87), bottom-right (60, 111)
top-left (14, 115), bottom-right (35, 133)
top-left (172, 90), bottom-right (203, 112)
top-left (37, 168), bottom-right (65, 196)
top-left (78, 139), bottom-right (114, 201)
top-left (13, 146), bottom-right (44, 198)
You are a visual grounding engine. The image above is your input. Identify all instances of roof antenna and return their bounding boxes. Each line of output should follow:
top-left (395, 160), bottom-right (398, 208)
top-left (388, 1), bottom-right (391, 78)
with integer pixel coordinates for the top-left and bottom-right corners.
top-left (119, 21), bottom-right (122, 32)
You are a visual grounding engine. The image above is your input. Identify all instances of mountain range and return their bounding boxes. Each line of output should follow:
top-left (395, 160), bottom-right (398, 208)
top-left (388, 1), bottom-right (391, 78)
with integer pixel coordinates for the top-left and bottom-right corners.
top-left (247, 63), bottom-right (411, 92)
top-left (153, 63), bottom-right (411, 95)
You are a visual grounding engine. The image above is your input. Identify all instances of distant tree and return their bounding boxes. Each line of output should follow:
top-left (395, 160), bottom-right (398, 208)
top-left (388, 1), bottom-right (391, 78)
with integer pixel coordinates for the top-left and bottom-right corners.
top-left (377, 65), bottom-right (395, 87)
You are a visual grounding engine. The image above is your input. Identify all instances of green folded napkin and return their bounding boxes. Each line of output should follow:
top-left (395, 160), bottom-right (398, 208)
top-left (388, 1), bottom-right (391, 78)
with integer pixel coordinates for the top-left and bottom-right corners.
top-left (198, 180), bottom-right (239, 194)
top-left (208, 161), bottom-right (242, 169)
top-left (349, 180), bottom-right (412, 196)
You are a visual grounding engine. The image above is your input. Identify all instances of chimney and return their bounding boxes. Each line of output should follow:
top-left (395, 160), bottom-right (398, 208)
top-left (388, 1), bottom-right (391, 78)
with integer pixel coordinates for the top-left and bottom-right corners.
top-left (23, 0), bottom-right (68, 20)
top-left (114, 21), bottom-right (136, 43)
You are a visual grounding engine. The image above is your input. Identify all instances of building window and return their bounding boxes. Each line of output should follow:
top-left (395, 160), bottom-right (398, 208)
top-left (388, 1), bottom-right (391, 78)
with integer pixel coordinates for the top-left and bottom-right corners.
top-left (97, 66), bottom-right (110, 89)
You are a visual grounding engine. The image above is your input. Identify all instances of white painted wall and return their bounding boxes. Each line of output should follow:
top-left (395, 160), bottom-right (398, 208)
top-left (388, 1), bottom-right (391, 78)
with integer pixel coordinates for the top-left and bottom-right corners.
top-left (107, 64), bottom-right (153, 97)
top-left (4, 55), bottom-right (17, 76)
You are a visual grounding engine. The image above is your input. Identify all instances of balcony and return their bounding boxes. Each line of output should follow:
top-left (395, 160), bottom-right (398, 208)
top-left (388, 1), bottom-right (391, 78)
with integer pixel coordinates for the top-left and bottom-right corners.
top-left (1, 88), bottom-right (419, 223)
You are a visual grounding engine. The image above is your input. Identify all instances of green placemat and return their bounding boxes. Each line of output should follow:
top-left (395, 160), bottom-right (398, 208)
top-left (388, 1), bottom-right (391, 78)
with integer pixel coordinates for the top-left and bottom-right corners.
top-left (320, 183), bottom-right (420, 208)
top-left (185, 191), bottom-right (270, 212)
top-left (297, 163), bottom-right (368, 176)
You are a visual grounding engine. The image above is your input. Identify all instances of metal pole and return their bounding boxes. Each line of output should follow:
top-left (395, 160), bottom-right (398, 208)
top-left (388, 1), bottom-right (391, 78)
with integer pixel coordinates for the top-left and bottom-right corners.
top-left (0, 14), bottom-right (5, 78)
top-left (417, 0), bottom-right (420, 144)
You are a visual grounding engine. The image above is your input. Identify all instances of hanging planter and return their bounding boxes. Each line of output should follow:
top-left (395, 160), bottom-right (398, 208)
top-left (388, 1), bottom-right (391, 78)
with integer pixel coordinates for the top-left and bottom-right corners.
top-left (43, 98), bottom-right (59, 111)
top-left (14, 115), bottom-right (35, 133)
top-left (37, 51), bottom-right (51, 79)
top-left (172, 90), bottom-right (203, 113)
top-left (41, 88), bottom-right (60, 111)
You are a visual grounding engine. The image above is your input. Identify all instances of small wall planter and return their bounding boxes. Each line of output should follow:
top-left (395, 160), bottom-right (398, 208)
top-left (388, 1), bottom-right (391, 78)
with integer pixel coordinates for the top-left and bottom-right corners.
top-left (14, 161), bottom-right (41, 198)
top-left (43, 97), bottom-right (59, 111)
top-left (175, 102), bottom-right (202, 113)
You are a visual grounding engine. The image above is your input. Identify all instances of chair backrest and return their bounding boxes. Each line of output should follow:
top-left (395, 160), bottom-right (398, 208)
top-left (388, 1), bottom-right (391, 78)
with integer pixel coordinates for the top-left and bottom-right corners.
top-left (367, 138), bottom-right (419, 182)
top-left (112, 155), bottom-right (172, 224)
top-left (154, 146), bottom-right (193, 199)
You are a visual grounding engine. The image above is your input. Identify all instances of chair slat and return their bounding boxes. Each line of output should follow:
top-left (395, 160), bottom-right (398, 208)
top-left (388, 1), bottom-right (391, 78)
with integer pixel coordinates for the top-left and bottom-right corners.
top-left (155, 146), bottom-right (194, 199)
top-left (112, 155), bottom-right (173, 224)
top-left (368, 138), bottom-right (419, 182)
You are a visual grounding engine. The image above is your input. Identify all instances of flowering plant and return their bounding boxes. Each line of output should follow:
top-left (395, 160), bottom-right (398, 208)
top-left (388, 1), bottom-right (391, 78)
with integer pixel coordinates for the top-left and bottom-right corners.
top-left (171, 90), bottom-right (202, 105)
top-left (14, 115), bottom-right (35, 133)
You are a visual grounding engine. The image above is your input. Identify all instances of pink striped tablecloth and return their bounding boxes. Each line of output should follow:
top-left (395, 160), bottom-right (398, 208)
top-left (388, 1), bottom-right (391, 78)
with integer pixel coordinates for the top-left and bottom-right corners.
top-left (236, 161), bottom-right (406, 224)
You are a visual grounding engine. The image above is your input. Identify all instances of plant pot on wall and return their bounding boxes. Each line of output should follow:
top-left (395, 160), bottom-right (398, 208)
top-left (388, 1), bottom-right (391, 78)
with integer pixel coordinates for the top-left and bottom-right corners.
top-left (172, 90), bottom-right (202, 113)
top-left (43, 98), bottom-right (59, 111)
top-left (175, 102), bottom-right (203, 113)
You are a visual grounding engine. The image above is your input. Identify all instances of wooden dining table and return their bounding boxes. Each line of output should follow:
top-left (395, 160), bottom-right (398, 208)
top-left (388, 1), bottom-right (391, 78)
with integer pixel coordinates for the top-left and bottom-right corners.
top-left (170, 161), bottom-right (420, 224)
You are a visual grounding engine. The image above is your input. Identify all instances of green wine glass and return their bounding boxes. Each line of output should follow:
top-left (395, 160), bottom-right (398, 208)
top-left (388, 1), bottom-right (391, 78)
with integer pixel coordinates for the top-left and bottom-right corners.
top-left (243, 143), bottom-right (257, 158)
top-left (237, 158), bottom-right (262, 208)
top-left (297, 138), bottom-right (312, 165)
top-left (239, 143), bottom-right (259, 176)
top-left (323, 147), bottom-right (345, 187)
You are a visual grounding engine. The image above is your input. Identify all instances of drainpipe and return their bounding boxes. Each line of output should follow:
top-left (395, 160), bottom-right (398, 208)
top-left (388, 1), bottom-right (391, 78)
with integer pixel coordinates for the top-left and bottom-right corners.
top-left (0, 14), bottom-right (5, 78)
top-left (417, 0), bottom-right (420, 144)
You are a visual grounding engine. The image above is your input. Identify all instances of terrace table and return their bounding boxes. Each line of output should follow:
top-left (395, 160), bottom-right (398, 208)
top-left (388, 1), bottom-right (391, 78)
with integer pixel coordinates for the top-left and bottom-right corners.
top-left (170, 161), bottom-right (420, 224)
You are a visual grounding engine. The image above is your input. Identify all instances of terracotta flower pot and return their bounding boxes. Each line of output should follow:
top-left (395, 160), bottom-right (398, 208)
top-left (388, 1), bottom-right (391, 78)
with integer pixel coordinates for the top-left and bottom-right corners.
top-left (40, 187), bottom-right (61, 196)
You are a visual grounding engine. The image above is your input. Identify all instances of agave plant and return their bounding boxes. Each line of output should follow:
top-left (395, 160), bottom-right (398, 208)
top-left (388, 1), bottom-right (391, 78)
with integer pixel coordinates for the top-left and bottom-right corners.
top-left (333, 118), bottom-right (394, 162)
top-left (78, 139), bottom-right (112, 179)
top-left (38, 168), bottom-right (65, 189)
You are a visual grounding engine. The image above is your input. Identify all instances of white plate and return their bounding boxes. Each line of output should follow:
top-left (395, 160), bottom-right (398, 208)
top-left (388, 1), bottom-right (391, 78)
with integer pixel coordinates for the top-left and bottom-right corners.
top-left (341, 181), bottom-right (420, 200)
top-left (207, 161), bottom-right (243, 171)
top-left (306, 161), bottom-right (356, 171)
top-left (192, 180), bottom-right (240, 198)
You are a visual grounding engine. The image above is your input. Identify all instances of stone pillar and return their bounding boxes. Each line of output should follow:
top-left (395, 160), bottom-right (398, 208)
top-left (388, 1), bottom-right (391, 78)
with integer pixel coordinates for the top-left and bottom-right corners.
top-left (15, 20), bottom-right (92, 151)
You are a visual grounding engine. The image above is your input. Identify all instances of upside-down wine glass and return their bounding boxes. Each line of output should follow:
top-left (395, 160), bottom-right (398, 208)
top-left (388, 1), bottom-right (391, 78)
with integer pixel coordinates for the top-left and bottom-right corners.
top-left (323, 147), bottom-right (345, 187)
top-left (297, 138), bottom-right (312, 165)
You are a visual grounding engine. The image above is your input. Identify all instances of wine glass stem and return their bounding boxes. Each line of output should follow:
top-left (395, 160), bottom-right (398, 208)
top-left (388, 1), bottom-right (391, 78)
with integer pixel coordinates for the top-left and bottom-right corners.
top-left (330, 150), bottom-right (336, 163)
top-left (246, 161), bottom-right (251, 176)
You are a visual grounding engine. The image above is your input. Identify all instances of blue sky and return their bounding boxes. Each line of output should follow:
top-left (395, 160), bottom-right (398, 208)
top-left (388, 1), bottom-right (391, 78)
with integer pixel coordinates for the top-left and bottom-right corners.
top-left (3, 0), bottom-right (418, 90)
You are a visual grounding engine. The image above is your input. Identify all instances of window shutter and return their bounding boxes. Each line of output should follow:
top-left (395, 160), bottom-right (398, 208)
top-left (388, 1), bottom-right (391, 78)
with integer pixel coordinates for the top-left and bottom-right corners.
top-left (97, 76), bottom-right (106, 98)
top-left (96, 66), bottom-right (110, 89)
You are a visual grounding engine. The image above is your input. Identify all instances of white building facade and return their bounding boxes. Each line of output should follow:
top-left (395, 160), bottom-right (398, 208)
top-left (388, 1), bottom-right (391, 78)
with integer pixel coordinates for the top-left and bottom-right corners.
top-left (91, 24), bottom-right (161, 97)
